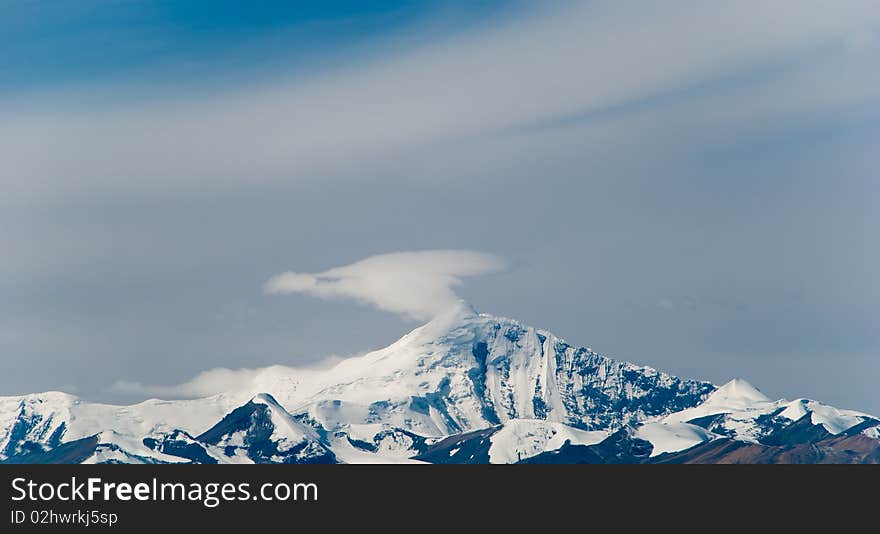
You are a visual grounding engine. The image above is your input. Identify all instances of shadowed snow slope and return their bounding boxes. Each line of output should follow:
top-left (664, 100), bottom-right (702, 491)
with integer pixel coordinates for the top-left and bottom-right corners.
top-left (635, 422), bottom-right (716, 457)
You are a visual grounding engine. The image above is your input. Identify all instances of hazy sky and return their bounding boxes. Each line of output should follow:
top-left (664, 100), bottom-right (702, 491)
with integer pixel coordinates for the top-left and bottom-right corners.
top-left (2, 1), bottom-right (878, 414)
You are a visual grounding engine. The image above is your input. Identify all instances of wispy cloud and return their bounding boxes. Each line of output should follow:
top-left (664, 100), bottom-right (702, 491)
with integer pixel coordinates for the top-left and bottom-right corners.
top-left (2, 1), bottom-right (878, 200)
top-left (110, 367), bottom-right (269, 399)
top-left (109, 359), bottom-right (346, 399)
top-left (264, 250), bottom-right (504, 320)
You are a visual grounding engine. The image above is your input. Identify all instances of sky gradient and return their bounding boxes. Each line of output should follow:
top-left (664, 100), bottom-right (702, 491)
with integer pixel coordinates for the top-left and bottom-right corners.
top-left (2, 1), bottom-right (878, 414)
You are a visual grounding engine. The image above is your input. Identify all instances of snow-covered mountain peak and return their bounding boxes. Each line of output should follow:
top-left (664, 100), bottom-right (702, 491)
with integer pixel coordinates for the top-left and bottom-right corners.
top-left (250, 392), bottom-right (281, 406)
top-left (433, 299), bottom-right (480, 324)
top-left (298, 307), bottom-right (715, 440)
top-left (706, 378), bottom-right (771, 408)
top-left (777, 398), bottom-right (871, 434)
top-left (3, 308), bottom-right (876, 464)
top-left (0, 391), bottom-right (80, 412)
top-left (0, 391), bottom-right (79, 459)
top-left (385, 299), bottom-right (488, 350)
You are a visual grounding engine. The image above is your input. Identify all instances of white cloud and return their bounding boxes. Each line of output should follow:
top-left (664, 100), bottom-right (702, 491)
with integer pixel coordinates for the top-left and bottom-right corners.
top-left (264, 250), bottom-right (504, 320)
top-left (109, 368), bottom-right (267, 399)
top-left (109, 359), bottom-right (347, 399)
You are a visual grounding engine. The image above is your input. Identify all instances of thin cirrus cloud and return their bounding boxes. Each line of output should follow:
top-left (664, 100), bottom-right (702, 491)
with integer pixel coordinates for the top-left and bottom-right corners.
top-left (1, 1), bottom-right (878, 200)
top-left (263, 250), bottom-right (504, 321)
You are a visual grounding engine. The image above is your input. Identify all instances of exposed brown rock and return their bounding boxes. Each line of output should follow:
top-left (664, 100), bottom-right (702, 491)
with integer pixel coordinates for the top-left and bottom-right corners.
top-left (653, 434), bottom-right (880, 464)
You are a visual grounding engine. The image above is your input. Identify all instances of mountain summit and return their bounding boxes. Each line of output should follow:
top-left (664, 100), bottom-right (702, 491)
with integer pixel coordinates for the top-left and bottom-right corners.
top-left (2, 305), bottom-right (877, 464)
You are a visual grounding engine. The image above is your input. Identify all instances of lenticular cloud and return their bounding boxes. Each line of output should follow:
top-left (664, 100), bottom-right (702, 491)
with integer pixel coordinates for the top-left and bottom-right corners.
top-left (263, 250), bottom-right (504, 321)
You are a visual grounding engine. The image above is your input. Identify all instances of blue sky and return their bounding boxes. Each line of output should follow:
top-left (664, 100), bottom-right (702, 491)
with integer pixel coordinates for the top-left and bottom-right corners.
top-left (1, 0), bottom-right (513, 93)
top-left (1, 1), bottom-right (879, 414)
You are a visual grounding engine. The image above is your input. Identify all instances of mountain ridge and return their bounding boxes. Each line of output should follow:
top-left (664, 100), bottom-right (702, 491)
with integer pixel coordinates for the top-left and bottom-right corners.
top-left (2, 303), bottom-right (877, 464)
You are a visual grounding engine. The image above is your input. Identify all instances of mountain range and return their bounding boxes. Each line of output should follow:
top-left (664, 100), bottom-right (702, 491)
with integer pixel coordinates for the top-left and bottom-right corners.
top-left (3, 302), bottom-right (878, 464)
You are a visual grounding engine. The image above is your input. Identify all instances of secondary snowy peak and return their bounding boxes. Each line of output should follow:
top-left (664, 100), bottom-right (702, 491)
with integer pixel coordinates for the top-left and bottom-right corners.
top-left (249, 393), bottom-right (320, 446)
top-left (0, 391), bottom-right (77, 460)
top-left (662, 379), bottom-right (876, 444)
top-left (196, 394), bottom-right (335, 464)
top-left (704, 378), bottom-right (771, 408)
top-left (0, 390), bottom-right (247, 462)
top-left (776, 399), bottom-right (871, 435)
